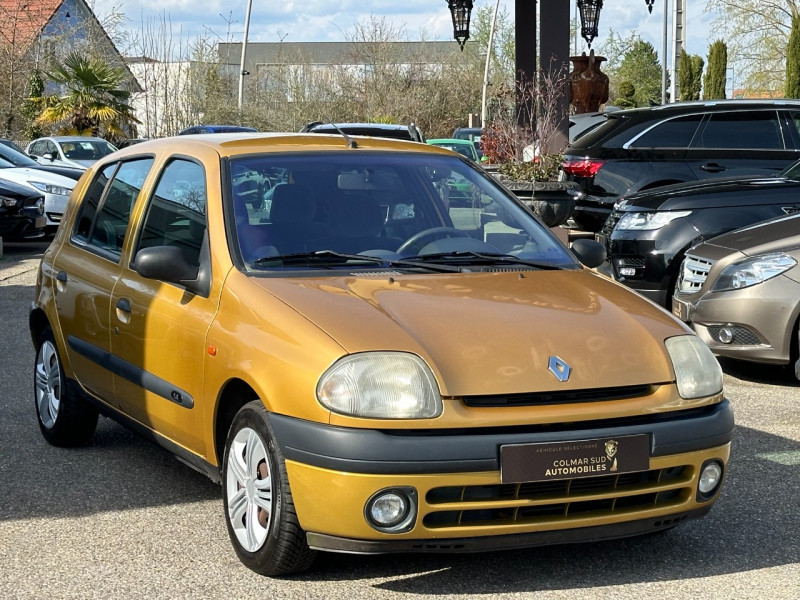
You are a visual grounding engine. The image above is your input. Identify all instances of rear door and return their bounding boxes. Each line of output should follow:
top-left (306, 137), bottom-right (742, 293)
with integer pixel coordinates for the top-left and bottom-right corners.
top-left (51, 158), bottom-right (154, 405)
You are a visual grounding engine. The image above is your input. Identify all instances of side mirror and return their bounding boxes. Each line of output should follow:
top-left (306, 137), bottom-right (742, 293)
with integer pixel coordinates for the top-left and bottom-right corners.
top-left (134, 245), bottom-right (208, 296)
top-left (570, 238), bottom-right (606, 269)
top-left (42, 152), bottom-right (55, 162)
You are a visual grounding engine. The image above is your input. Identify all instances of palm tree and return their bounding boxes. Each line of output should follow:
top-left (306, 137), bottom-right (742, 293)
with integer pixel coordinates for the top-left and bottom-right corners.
top-left (35, 52), bottom-right (139, 139)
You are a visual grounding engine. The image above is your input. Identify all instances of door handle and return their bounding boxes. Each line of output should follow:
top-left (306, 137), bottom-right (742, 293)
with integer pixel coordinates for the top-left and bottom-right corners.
top-left (116, 298), bottom-right (131, 313)
top-left (699, 163), bottom-right (726, 173)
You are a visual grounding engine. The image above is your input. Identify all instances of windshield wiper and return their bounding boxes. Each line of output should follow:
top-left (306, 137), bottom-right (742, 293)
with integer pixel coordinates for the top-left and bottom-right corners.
top-left (253, 250), bottom-right (461, 272)
top-left (402, 251), bottom-right (566, 270)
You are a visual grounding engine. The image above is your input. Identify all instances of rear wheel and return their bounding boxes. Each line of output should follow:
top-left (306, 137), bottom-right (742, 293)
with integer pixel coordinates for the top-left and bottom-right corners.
top-left (34, 327), bottom-right (98, 447)
top-left (222, 400), bottom-right (316, 576)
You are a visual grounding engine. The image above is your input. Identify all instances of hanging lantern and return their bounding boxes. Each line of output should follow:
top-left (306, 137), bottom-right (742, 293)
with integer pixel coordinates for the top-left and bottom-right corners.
top-left (645, 0), bottom-right (655, 13)
top-left (447, 0), bottom-right (473, 51)
top-left (577, 0), bottom-right (603, 48)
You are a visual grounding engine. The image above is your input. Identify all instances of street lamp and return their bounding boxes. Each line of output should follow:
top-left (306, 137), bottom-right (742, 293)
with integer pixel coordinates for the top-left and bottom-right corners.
top-left (447, 0), bottom-right (473, 51)
top-left (576, 0), bottom-right (603, 48)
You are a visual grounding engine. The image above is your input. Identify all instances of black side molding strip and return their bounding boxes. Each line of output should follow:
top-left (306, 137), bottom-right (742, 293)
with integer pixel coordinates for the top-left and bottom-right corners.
top-left (67, 335), bottom-right (194, 408)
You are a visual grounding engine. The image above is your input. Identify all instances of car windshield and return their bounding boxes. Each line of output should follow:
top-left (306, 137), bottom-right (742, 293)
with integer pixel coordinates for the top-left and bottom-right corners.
top-left (0, 143), bottom-right (39, 168)
top-left (60, 140), bottom-right (117, 160)
top-left (228, 152), bottom-right (575, 272)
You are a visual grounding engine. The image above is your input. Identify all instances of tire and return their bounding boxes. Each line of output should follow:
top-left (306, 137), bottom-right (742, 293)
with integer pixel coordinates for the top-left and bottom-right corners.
top-left (222, 400), bottom-right (316, 576)
top-left (34, 327), bottom-right (98, 447)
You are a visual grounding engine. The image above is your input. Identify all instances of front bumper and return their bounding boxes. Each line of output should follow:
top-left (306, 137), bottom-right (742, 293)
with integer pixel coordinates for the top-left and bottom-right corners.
top-left (272, 402), bottom-right (733, 551)
top-left (674, 278), bottom-right (800, 364)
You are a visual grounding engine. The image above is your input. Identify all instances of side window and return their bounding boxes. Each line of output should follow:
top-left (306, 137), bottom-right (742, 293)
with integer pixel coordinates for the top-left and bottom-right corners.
top-left (628, 115), bottom-right (703, 148)
top-left (696, 111), bottom-right (784, 149)
top-left (72, 159), bottom-right (155, 256)
top-left (784, 111), bottom-right (800, 145)
top-left (46, 141), bottom-right (59, 156)
top-left (136, 159), bottom-right (207, 268)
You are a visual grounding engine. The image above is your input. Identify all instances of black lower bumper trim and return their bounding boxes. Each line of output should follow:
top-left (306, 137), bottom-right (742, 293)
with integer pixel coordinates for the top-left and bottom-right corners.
top-left (270, 400), bottom-right (734, 475)
top-left (306, 507), bottom-right (712, 554)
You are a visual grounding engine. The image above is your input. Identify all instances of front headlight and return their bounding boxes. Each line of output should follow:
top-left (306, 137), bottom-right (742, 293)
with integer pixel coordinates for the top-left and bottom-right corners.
top-left (0, 195), bottom-right (18, 207)
top-left (29, 182), bottom-right (72, 196)
top-left (317, 352), bottom-right (442, 419)
top-left (665, 335), bottom-right (723, 399)
top-left (711, 253), bottom-right (797, 292)
top-left (616, 210), bottom-right (691, 231)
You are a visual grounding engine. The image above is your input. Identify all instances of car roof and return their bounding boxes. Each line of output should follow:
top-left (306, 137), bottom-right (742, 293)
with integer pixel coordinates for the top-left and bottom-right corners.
top-left (108, 132), bottom-right (453, 159)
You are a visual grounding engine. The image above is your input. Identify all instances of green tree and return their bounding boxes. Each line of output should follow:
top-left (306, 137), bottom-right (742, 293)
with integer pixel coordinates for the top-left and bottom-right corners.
top-left (706, 0), bottom-right (798, 94)
top-left (704, 40), bottom-right (728, 99)
top-left (615, 39), bottom-right (665, 106)
top-left (615, 81), bottom-right (637, 108)
top-left (786, 14), bottom-right (800, 98)
top-left (35, 52), bottom-right (139, 139)
top-left (678, 49), bottom-right (704, 101)
top-left (22, 70), bottom-right (44, 140)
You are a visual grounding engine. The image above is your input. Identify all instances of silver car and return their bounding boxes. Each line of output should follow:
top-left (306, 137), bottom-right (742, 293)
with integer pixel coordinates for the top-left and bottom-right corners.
top-left (672, 213), bottom-right (800, 378)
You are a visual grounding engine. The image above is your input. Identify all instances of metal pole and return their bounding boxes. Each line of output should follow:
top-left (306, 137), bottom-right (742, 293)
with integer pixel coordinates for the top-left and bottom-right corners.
top-left (662, 0), bottom-right (668, 104)
top-left (238, 0), bottom-right (254, 113)
top-left (481, 0), bottom-right (501, 127)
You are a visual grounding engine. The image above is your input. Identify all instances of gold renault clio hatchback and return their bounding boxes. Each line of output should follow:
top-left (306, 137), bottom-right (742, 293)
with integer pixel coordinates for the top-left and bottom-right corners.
top-left (30, 133), bottom-right (733, 576)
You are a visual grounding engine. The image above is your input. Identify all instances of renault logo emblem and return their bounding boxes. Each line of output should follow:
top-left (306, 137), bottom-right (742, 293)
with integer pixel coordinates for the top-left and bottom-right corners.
top-left (548, 356), bottom-right (571, 382)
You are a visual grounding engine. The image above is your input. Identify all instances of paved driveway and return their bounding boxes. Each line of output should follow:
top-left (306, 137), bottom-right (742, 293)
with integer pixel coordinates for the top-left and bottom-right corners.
top-left (1, 240), bottom-right (798, 599)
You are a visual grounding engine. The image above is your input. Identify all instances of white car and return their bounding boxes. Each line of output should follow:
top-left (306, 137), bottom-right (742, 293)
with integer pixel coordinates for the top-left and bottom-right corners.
top-left (27, 136), bottom-right (118, 170)
top-left (0, 167), bottom-right (75, 232)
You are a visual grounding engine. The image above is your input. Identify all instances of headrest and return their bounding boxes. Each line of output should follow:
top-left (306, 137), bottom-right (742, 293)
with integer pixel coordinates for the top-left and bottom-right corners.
top-left (269, 184), bottom-right (315, 224)
top-left (331, 194), bottom-right (385, 237)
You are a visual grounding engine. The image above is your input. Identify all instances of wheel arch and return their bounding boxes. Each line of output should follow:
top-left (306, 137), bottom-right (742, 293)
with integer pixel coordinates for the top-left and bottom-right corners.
top-left (29, 306), bottom-right (51, 348)
top-left (213, 378), bottom-right (260, 467)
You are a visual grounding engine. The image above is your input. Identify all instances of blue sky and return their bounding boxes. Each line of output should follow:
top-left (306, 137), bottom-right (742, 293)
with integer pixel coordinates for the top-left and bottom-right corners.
top-left (94, 0), bottom-right (717, 62)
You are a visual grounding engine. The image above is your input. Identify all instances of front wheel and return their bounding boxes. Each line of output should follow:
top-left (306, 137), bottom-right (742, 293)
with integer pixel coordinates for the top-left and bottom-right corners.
top-left (222, 401), bottom-right (316, 576)
top-left (34, 327), bottom-right (98, 447)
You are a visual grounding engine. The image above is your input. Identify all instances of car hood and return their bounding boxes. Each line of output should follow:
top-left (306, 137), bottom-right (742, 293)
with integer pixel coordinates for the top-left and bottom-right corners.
top-left (695, 212), bottom-right (800, 257)
top-left (0, 167), bottom-right (77, 189)
top-left (255, 270), bottom-right (686, 397)
top-left (619, 176), bottom-right (800, 211)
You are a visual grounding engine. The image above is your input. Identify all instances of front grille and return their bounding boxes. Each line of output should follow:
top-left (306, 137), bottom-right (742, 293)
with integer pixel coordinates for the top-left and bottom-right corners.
top-left (462, 384), bottom-right (654, 407)
top-left (678, 254), bottom-right (713, 293)
top-left (707, 325), bottom-right (761, 345)
top-left (424, 465), bottom-right (692, 529)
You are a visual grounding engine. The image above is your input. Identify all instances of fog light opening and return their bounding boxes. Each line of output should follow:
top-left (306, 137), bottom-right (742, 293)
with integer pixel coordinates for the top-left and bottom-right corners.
top-left (697, 460), bottom-right (724, 501)
top-left (365, 488), bottom-right (417, 533)
top-left (718, 327), bottom-right (734, 344)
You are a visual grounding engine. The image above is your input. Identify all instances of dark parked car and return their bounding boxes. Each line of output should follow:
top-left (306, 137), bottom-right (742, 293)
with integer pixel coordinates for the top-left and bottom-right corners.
top-left (562, 99), bottom-right (800, 232)
top-left (673, 212), bottom-right (800, 378)
top-left (301, 122), bottom-right (425, 143)
top-left (179, 125), bottom-right (258, 135)
top-left (0, 177), bottom-right (46, 241)
top-left (598, 159), bottom-right (800, 308)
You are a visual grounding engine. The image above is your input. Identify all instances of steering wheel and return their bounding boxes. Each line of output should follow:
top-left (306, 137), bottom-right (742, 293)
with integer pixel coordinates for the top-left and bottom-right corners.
top-left (396, 227), bottom-right (470, 256)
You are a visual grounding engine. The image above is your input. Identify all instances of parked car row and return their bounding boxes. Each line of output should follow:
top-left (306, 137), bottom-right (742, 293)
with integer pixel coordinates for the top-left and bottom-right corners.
top-left (562, 100), bottom-right (800, 377)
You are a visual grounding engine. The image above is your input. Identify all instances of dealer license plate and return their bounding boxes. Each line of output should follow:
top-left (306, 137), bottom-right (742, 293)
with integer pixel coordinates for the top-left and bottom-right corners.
top-left (500, 434), bottom-right (650, 484)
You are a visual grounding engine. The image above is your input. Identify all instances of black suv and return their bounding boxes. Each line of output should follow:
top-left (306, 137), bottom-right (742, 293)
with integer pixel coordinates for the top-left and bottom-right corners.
top-left (562, 100), bottom-right (800, 232)
top-left (598, 159), bottom-right (800, 308)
